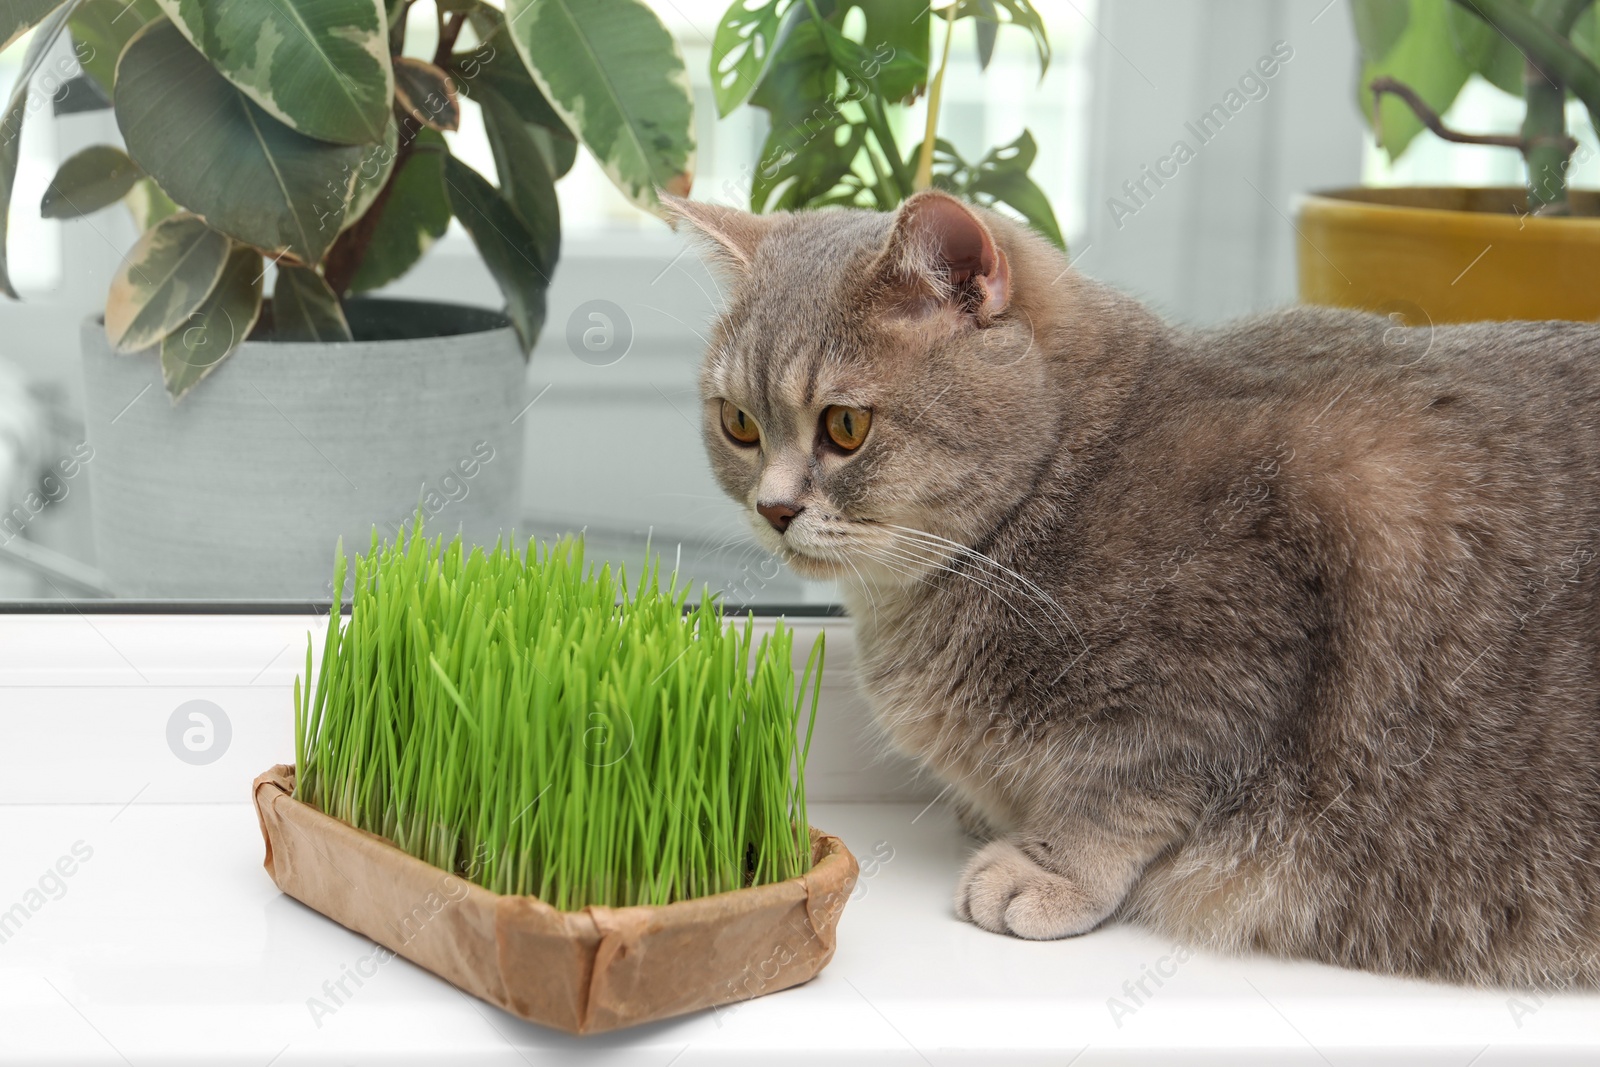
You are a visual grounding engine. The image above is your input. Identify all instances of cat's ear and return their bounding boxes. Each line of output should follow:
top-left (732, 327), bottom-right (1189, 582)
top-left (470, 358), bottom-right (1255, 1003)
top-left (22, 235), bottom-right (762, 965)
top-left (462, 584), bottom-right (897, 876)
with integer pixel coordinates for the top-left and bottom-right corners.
top-left (878, 190), bottom-right (1010, 324)
top-left (658, 193), bottom-right (770, 277)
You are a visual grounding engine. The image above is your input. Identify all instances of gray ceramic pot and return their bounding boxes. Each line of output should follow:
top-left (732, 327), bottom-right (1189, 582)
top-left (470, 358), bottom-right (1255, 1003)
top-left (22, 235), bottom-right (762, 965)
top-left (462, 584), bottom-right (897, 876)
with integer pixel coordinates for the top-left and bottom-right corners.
top-left (79, 298), bottom-right (527, 599)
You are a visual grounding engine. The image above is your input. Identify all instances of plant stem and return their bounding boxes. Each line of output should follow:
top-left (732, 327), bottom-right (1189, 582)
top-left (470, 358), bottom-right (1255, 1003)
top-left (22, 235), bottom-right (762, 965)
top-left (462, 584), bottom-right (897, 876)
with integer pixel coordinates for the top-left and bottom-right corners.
top-left (1522, 56), bottom-right (1571, 213)
top-left (321, 113), bottom-right (422, 297)
top-left (914, 2), bottom-right (958, 192)
top-left (1369, 76), bottom-right (1526, 149)
top-left (321, 11), bottom-right (466, 297)
top-left (1521, 0), bottom-right (1597, 213)
top-left (1459, 0), bottom-right (1600, 212)
top-left (859, 93), bottom-right (910, 198)
top-left (799, 0), bottom-right (913, 198)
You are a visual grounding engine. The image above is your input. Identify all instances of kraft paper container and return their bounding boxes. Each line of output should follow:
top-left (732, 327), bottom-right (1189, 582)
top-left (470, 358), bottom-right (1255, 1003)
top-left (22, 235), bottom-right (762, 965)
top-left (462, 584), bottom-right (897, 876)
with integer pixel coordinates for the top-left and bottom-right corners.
top-left (252, 764), bottom-right (858, 1033)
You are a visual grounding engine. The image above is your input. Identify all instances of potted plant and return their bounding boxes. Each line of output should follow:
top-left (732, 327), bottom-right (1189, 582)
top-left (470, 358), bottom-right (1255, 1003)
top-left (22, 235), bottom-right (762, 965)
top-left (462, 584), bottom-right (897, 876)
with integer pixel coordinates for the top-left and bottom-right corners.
top-left (1298, 0), bottom-right (1600, 324)
top-left (254, 523), bottom-right (855, 1033)
top-left (709, 0), bottom-right (1063, 244)
top-left (0, 0), bottom-right (694, 597)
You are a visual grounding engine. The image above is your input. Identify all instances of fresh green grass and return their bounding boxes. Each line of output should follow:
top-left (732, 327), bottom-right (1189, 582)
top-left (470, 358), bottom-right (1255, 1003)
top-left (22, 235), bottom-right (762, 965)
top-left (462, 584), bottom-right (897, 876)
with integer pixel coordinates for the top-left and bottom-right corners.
top-left (293, 523), bottom-right (822, 910)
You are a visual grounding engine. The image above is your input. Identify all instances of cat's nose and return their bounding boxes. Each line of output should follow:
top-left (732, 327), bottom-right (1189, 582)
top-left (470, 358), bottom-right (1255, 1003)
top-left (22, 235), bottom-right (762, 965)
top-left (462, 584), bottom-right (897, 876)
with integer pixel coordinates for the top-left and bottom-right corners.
top-left (757, 500), bottom-right (803, 534)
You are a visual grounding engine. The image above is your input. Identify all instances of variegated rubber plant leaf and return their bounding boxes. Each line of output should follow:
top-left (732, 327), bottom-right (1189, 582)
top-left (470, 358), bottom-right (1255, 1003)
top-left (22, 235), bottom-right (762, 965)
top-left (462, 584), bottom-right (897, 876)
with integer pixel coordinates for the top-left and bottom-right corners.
top-left (161, 243), bottom-right (264, 402)
top-left (441, 154), bottom-right (547, 354)
top-left (2, 0), bottom-right (68, 52)
top-left (1, 0), bottom-right (84, 299)
top-left (115, 19), bottom-right (367, 265)
top-left (105, 212), bottom-right (231, 353)
top-left (504, 0), bottom-right (695, 211)
top-left (273, 265), bottom-right (352, 343)
top-left (153, 0), bottom-right (392, 146)
top-left (41, 144), bottom-right (140, 218)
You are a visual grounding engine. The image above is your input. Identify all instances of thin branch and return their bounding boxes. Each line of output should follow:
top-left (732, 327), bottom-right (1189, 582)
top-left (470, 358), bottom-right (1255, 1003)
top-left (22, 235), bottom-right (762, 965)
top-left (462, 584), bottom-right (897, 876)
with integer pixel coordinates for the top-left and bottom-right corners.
top-left (1369, 76), bottom-right (1546, 151)
top-left (433, 10), bottom-right (466, 69)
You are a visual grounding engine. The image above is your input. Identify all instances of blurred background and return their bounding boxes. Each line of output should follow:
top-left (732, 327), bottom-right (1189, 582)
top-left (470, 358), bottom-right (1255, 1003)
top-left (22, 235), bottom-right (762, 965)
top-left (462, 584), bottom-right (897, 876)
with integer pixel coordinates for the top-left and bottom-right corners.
top-left (2, 0), bottom-right (1596, 605)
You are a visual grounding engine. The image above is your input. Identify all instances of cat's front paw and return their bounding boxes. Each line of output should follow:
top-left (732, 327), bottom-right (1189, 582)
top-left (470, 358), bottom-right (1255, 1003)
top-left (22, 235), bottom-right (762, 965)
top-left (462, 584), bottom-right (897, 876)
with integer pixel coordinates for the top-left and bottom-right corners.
top-left (954, 839), bottom-right (1104, 940)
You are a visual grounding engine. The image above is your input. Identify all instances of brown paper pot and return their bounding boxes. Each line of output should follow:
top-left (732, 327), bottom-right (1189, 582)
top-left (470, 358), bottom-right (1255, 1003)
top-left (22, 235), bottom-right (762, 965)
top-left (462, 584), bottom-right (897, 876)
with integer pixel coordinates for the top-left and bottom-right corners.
top-left (252, 765), bottom-right (859, 1033)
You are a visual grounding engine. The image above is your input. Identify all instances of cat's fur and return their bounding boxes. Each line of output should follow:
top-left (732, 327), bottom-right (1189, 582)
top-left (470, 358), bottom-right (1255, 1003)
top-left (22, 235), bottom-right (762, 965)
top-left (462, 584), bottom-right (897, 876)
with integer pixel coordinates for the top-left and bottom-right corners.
top-left (664, 189), bottom-right (1600, 989)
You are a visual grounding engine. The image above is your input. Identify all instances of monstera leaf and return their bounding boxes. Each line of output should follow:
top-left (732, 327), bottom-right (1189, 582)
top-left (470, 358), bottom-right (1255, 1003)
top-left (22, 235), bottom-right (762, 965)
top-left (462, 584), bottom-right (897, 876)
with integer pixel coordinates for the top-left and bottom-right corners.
top-left (710, 0), bottom-right (796, 117)
top-left (154, 0), bottom-right (392, 145)
top-left (115, 20), bottom-right (366, 264)
top-left (504, 0), bottom-right (694, 210)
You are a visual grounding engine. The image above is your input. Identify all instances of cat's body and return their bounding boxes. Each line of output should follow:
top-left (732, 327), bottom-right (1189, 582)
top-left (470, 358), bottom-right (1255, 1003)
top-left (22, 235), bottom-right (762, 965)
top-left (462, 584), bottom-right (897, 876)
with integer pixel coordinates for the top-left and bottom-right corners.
top-left (666, 190), bottom-right (1600, 988)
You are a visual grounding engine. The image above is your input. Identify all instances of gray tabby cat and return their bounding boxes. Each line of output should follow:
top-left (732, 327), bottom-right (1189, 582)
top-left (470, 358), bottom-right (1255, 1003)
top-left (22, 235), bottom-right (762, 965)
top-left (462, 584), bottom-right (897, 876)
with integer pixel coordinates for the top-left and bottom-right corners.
top-left (663, 189), bottom-right (1600, 989)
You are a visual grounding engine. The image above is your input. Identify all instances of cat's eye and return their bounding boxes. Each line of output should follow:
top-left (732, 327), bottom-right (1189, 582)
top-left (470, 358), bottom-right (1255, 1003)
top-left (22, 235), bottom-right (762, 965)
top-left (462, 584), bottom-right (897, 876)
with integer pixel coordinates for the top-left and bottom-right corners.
top-left (824, 405), bottom-right (872, 451)
top-left (720, 400), bottom-right (761, 445)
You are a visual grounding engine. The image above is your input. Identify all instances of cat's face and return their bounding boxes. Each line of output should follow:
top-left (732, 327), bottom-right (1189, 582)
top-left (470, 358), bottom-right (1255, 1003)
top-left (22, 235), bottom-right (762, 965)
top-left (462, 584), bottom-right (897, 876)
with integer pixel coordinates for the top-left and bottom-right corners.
top-left (667, 192), bottom-right (1060, 588)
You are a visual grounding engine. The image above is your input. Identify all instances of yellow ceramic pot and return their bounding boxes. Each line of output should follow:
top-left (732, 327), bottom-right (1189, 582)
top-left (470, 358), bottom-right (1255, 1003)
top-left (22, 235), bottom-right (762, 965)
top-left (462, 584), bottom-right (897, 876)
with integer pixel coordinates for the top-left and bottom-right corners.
top-left (1295, 186), bottom-right (1600, 324)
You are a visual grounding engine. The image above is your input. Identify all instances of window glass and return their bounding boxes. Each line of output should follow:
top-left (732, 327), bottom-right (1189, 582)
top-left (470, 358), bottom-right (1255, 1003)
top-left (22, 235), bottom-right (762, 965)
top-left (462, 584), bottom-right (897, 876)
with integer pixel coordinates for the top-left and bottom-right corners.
top-left (0, 1), bottom-right (1092, 607)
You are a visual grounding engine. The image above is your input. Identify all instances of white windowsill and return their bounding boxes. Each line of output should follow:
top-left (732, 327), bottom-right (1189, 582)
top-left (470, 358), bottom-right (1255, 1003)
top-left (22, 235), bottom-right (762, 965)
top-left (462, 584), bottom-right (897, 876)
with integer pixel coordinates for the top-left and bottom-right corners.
top-left (2, 613), bottom-right (1598, 1063)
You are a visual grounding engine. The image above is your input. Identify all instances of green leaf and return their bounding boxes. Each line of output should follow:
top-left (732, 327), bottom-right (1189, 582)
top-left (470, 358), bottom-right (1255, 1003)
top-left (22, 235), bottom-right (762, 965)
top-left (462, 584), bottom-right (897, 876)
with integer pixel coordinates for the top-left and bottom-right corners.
top-left (1445, 0), bottom-right (1525, 96)
top-left (105, 212), bottom-right (231, 352)
top-left (2, 0), bottom-right (67, 53)
top-left (749, 7), bottom-right (832, 111)
top-left (925, 131), bottom-right (1063, 249)
top-left (349, 129), bottom-right (451, 294)
top-left (531, 123), bottom-right (578, 180)
top-left (0, 95), bottom-right (27, 300)
top-left (441, 154), bottom-right (548, 354)
top-left (154, 0), bottom-right (393, 145)
top-left (345, 115), bottom-right (399, 230)
top-left (482, 96), bottom-right (560, 272)
top-left (68, 0), bottom-right (162, 95)
top-left (1575, 4), bottom-right (1600, 67)
top-left (445, 25), bottom-right (574, 140)
top-left (115, 20), bottom-right (366, 264)
top-left (709, 0), bottom-right (793, 117)
top-left (955, 0), bottom-right (1048, 76)
top-left (973, 0), bottom-right (997, 70)
top-left (161, 243), bottom-right (263, 403)
top-left (858, 0), bottom-right (931, 101)
top-left (752, 118), bottom-right (867, 213)
top-left (394, 56), bottom-right (459, 131)
top-left (41, 144), bottom-right (139, 218)
top-left (273, 264), bottom-right (352, 342)
top-left (504, 0), bottom-right (695, 210)
top-left (125, 175), bottom-right (178, 231)
top-left (1350, 0), bottom-right (1410, 65)
top-left (2, 0), bottom-right (84, 300)
top-left (1356, 0), bottom-right (1476, 160)
top-left (969, 160), bottom-right (1064, 250)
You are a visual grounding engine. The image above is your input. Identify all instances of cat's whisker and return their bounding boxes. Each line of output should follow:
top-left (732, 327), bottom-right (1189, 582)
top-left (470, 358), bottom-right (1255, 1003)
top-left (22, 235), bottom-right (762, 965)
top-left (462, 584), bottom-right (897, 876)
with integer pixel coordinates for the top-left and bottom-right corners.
top-left (852, 542), bottom-right (1059, 643)
top-left (864, 542), bottom-right (1053, 632)
top-left (872, 527), bottom-right (1083, 647)
top-left (880, 522), bottom-right (1084, 640)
